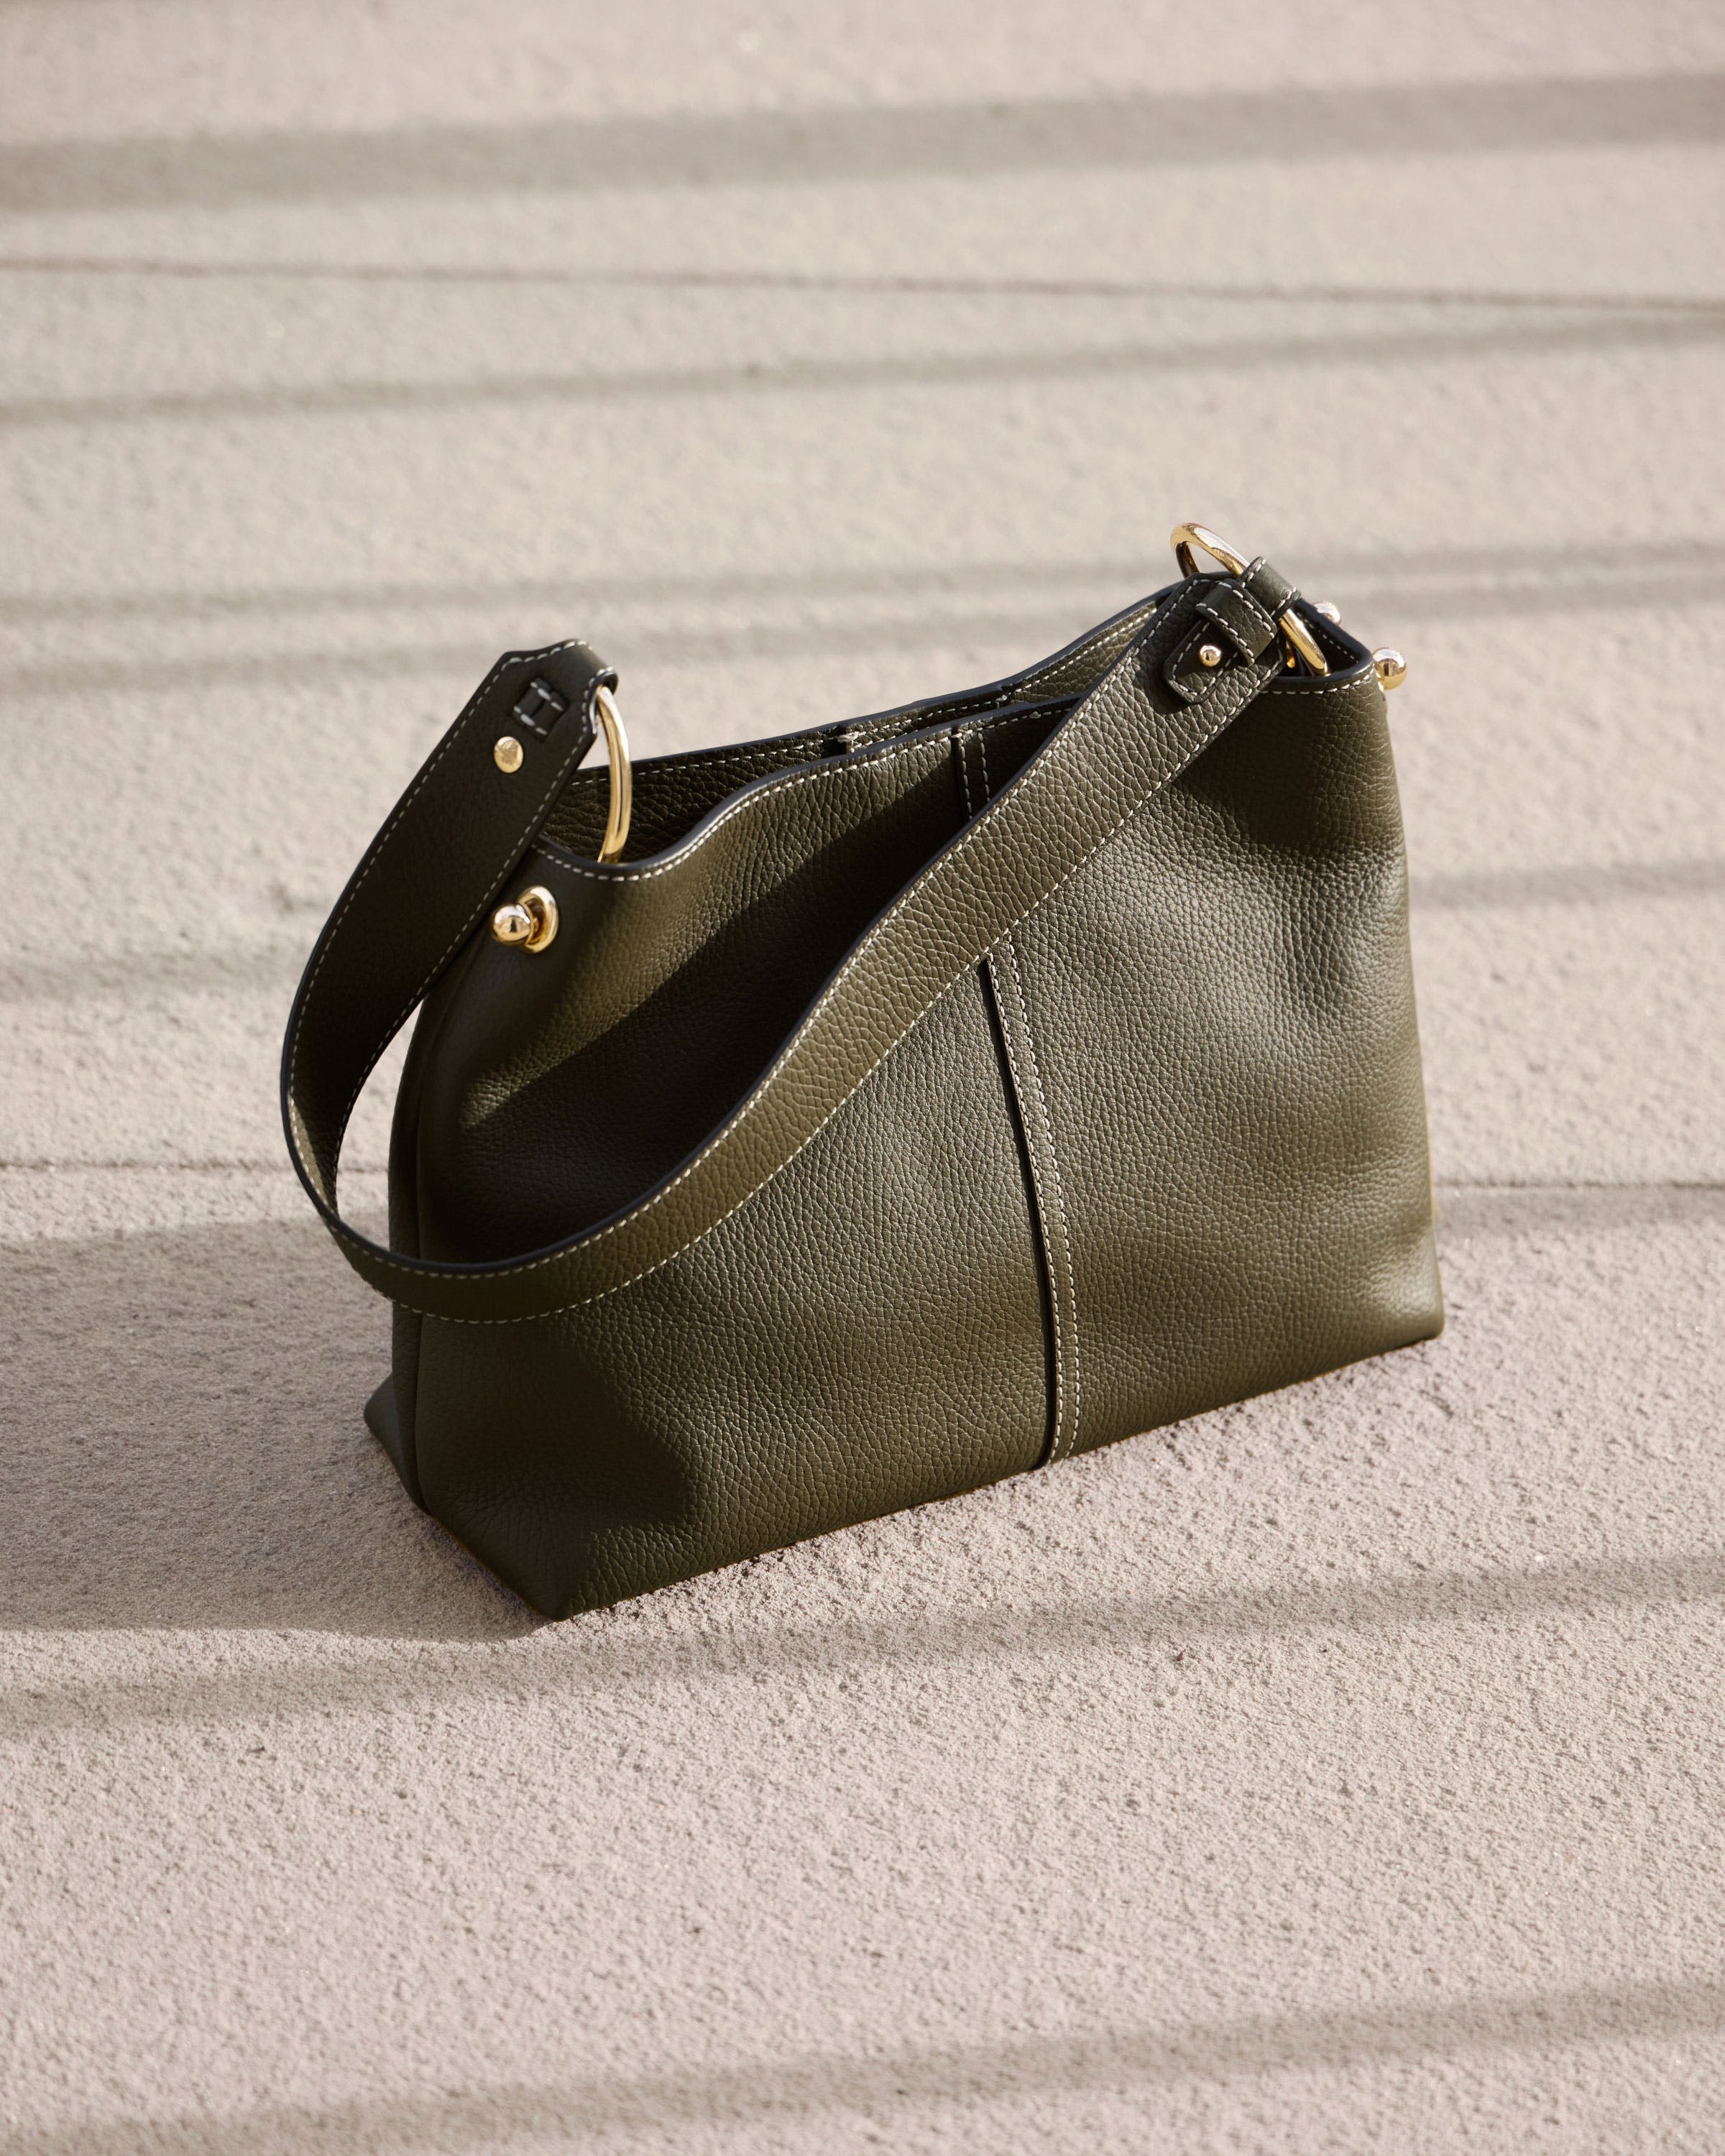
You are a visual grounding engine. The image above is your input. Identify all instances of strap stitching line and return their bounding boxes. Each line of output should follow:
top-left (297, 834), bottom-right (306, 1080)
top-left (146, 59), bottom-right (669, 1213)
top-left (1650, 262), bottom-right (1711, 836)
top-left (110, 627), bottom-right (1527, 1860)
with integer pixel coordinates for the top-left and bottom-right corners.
top-left (954, 724), bottom-right (979, 823)
top-left (512, 694), bottom-right (557, 740)
top-left (354, 655), bottom-right (1272, 1321)
top-left (1217, 586), bottom-right (1279, 650)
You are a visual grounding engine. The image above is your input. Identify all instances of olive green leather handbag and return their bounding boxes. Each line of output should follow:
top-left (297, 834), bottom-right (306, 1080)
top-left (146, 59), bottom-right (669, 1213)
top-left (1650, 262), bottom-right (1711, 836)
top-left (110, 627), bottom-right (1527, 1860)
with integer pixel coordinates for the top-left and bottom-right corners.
top-left (282, 525), bottom-right (1442, 1618)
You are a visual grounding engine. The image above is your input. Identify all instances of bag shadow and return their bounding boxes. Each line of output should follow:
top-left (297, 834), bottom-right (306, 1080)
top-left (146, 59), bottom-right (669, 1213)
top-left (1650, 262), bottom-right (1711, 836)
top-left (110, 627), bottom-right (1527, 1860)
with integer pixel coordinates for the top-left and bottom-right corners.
top-left (0, 1212), bottom-right (541, 1641)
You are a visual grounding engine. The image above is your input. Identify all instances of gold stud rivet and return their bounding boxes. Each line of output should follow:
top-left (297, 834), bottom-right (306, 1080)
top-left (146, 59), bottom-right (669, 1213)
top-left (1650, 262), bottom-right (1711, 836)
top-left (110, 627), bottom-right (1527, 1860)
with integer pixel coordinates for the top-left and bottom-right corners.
top-left (1312, 600), bottom-right (1341, 624)
top-left (490, 885), bottom-right (558, 953)
top-left (1371, 647), bottom-right (1408, 693)
top-left (493, 735), bottom-right (525, 773)
top-left (1198, 642), bottom-right (1223, 668)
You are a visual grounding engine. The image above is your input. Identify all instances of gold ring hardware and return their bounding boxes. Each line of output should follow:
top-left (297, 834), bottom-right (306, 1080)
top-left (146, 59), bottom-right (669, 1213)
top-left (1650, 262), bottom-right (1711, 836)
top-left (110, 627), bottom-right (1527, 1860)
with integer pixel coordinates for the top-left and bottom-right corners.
top-left (1169, 522), bottom-right (1329, 677)
top-left (594, 683), bottom-right (632, 863)
top-left (491, 885), bottom-right (558, 953)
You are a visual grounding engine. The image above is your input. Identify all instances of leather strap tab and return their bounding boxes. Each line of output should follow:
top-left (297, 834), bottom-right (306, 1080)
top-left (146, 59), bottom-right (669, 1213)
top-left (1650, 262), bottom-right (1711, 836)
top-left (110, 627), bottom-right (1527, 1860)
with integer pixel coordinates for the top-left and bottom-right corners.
top-left (283, 570), bottom-right (1337, 1322)
top-left (1240, 555), bottom-right (1298, 619)
top-left (1197, 582), bottom-right (1279, 660)
top-left (1166, 555), bottom-right (1310, 701)
top-left (282, 640), bottom-right (611, 1216)
top-left (1166, 579), bottom-right (1283, 702)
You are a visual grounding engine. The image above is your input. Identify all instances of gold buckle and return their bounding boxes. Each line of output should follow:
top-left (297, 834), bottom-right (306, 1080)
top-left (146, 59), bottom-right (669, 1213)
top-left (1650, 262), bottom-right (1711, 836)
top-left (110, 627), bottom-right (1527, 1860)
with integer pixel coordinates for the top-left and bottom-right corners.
top-left (1169, 522), bottom-right (1328, 677)
top-left (489, 680), bottom-right (634, 950)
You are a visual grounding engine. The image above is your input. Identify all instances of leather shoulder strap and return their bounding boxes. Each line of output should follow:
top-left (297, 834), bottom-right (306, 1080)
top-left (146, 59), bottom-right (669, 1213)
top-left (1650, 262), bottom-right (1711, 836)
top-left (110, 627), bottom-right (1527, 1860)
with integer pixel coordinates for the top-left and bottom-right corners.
top-left (282, 567), bottom-right (1323, 1322)
top-left (282, 636), bottom-right (613, 1230)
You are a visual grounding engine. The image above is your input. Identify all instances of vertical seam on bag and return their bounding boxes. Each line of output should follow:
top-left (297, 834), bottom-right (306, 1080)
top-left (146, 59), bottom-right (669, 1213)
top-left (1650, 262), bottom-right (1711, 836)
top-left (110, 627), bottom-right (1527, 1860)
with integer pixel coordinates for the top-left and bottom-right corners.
top-left (995, 925), bottom-right (1081, 1466)
top-left (958, 728), bottom-right (1060, 1470)
top-left (967, 726), bottom-right (1080, 1469)
top-left (978, 729), bottom-right (1082, 1465)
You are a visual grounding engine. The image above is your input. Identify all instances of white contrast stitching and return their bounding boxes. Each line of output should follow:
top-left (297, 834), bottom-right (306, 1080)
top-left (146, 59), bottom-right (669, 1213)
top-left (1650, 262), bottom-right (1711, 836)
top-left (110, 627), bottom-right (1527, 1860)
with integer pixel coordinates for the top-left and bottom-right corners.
top-left (1264, 673), bottom-right (1376, 698)
top-left (1224, 587), bottom-right (1279, 645)
top-left (955, 727), bottom-right (978, 822)
top-left (336, 645), bottom-right (1271, 1317)
top-left (512, 688), bottom-right (557, 739)
top-left (995, 932), bottom-right (1080, 1465)
top-left (534, 729), bottom-right (952, 882)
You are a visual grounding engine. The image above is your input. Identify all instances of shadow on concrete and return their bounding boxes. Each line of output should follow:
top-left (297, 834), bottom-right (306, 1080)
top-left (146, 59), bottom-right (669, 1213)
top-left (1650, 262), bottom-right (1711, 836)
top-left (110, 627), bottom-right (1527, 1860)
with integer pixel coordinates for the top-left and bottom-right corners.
top-left (1437, 1182), bottom-right (1725, 1236)
top-left (10, 1978), bottom-right (1724, 2152)
top-left (0, 612), bottom-right (1092, 703)
top-left (1414, 859), bottom-right (1725, 909)
top-left (2, 73), bottom-right (1717, 214)
top-left (1, 1541), bottom-right (1719, 1741)
top-left (0, 1217), bottom-right (537, 1644)
top-left (2, 310), bottom-right (1718, 433)
top-left (5, 563), bottom-right (1724, 707)
top-left (1, 1197), bottom-right (1717, 1660)
top-left (8, 257), bottom-right (1722, 314)
top-left (6, 538), bottom-right (1724, 627)
top-left (0, 938), bottom-right (313, 1004)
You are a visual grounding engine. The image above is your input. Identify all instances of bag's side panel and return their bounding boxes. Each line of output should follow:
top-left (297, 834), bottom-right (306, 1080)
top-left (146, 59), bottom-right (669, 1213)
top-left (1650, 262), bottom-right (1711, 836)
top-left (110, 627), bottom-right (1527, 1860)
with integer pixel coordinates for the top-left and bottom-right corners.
top-left (1008, 672), bottom-right (1443, 1455)
top-left (362, 937), bottom-right (490, 1507)
top-left (410, 972), bottom-right (1049, 1617)
top-left (367, 1005), bottom-right (434, 1506)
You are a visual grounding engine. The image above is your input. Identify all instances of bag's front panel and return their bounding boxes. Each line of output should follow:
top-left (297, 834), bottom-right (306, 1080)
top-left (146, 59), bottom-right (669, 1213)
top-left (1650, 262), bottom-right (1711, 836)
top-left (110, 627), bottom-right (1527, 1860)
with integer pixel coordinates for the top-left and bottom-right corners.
top-left (410, 971), bottom-right (1049, 1616)
top-left (285, 570), bottom-right (1449, 1619)
top-left (1000, 673), bottom-right (1443, 1457)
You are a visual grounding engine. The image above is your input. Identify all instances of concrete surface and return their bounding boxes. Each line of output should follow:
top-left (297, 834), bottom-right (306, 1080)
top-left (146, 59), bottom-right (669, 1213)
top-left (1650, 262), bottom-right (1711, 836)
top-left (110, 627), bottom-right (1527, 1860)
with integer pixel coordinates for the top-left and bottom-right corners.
top-left (1, 5), bottom-right (1722, 2150)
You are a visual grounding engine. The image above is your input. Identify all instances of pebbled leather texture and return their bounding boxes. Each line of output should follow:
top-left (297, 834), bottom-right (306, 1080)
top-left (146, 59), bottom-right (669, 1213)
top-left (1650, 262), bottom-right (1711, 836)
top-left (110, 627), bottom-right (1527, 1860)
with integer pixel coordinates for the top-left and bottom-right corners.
top-left (283, 563), bottom-right (1443, 1616)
